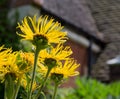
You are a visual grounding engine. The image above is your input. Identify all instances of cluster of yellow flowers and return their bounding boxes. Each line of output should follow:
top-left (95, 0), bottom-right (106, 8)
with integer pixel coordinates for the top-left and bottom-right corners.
top-left (0, 46), bottom-right (33, 81)
top-left (0, 15), bottom-right (80, 99)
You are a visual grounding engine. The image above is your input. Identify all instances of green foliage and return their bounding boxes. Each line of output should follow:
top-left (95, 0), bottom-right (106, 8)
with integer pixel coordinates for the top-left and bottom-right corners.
top-left (61, 77), bottom-right (120, 99)
top-left (108, 81), bottom-right (120, 99)
top-left (4, 74), bottom-right (15, 99)
top-left (0, 0), bottom-right (20, 51)
top-left (0, 83), bottom-right (4, 99)
top-left (49, 77), bottom-right (120, 99)
top-left (74, 77), bottom-right (109, 99)
top-left (0, 0), bottom-right (7, 6)
top-left (20, 41), bottom-right (33, 52)
top-left (5, 77), bottom-right (120, 99)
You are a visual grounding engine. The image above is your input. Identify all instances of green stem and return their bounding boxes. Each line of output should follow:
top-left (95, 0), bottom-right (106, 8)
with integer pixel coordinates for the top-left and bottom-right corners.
top-left (35, 69), bottom-right (51, 99)
top-left (27, 47), bottom-right (40, 99)
top-left (4, 74), bottom-right (14, 99)
top-left (52, 83), bottom-right (59, 99)
top-left (41, 92), bottom-right (46, 99)
top-left (13, 78), bottom-right (21, 99)
top-left (4, 80), bottom-right (7, 99)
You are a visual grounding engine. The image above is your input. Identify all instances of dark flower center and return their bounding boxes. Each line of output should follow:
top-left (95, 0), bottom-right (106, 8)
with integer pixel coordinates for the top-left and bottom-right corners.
top-left (51, 73), bottom-right (63, 84)
top-left (44, 58), bottom-right (57, 69)
top-left (5, 72), bottom-right (17, 81)
top-left (33, 34), bottom-right (48, 49)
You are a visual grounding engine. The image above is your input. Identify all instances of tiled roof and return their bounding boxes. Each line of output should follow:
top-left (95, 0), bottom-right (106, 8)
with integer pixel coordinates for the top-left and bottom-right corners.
top-left (40, 0), bottom-right (102, 39)
top-left (89, 0), bottom-right (120, 81)
top-left (89, 0), bottom-right (120, 43)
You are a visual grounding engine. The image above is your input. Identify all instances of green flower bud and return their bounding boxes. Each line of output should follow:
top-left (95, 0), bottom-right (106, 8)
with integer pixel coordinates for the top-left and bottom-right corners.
top-left (33, 34), bottom-right (48, 49)
top-left (51, 73), bottom-right (63, 84)
top-left (44, 58), bottom-right (57, 70)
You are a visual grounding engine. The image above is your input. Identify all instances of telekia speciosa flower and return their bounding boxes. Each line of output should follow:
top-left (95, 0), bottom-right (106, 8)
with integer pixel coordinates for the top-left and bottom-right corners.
top-left (17, 15), bottom-right (67, 48)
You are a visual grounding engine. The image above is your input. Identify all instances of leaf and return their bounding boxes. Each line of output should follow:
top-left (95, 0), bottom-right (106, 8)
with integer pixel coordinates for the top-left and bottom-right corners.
top-left (4, 74), bottom-right (15, 99)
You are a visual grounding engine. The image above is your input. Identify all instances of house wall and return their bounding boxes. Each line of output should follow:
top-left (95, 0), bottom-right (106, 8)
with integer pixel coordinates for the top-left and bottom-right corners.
top-left (66, 40), bottom-right (88, 76)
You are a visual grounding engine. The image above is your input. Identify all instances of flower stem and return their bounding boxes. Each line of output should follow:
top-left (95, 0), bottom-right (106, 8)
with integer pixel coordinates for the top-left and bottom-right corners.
top-left (4, 80), bottom-right (7, 99)
top-left (13, 78), bottom-right (21, 99)
top-left (27, 47), bottom-right (40, 99)
top-left (35, 68), bottom-right (51, 99)
top-left (4, 74), bottom-right (14, 99)
top-left (41, 92), bottom-right (46, 99)
top-left (52, 83), bottom-right (59, 99)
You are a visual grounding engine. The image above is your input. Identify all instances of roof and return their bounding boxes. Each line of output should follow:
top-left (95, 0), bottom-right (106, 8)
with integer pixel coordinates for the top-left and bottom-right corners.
top-left (89, 0), bottom-right (120, 81)
top-left (40, 0), bottom-right (103, 40)
top-left (9, 0), bottom-right (32, 8)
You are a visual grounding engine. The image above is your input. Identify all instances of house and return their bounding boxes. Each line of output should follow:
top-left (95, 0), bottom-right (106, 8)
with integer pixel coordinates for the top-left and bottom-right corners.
top-left (32, 0), bottom-right (105, 78)
top-left (88, 0), bottom-right (120, 82)
top-left (9, 0), bottom-right (115, 84)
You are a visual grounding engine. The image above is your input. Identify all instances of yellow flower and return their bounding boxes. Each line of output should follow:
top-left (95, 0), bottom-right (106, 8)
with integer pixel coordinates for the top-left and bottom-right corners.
top-left (17, 15), bottom-right (67, 47)
top-left (38, 59), bottom-right (80, 79)
top-left (39, 43), bottom-right (72, 60)
top-left (0, 46), bottom-right (12, 80)
top-left (0, 52), bottom-right (20, 81)
top-left (0, 45), bottom-right (12, 66)
top-left (19, 52), bottom-right (34, 68)
top-left (21, 75), bottom-right (37, 92)
top-left (52, 60), bottom-right (80, 78)
top-left (0, 51), bottom-right (34, 81)
top-left (39, 44), bottom-right (72, 69)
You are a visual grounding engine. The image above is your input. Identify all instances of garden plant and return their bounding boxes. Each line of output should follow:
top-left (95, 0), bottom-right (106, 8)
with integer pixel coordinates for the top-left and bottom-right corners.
top-left (0, 15), bottom-right (80, 99)
top-left (59, 77), bottom-right (120, 99)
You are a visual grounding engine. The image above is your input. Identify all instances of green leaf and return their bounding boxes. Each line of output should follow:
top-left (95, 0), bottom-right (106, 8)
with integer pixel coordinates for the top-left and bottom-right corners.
top-left (4, 74), bottom-right (15, 99)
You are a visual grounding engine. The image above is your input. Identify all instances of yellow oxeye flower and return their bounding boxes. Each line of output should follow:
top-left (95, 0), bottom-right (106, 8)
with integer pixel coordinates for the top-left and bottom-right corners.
top-left (0, 45), bottom-right (12, 66)
top-left (39, 43), bottom-right (72, 62)
top-left (0, 51), bottom-right (33, 81)
top-left (17, 15), bottom-right (67, 47)
top-left (38, 59), bottom-right (80, 79)
top-left (19, 52), bottom-right (34, 68)
top-left (39, 44), bottom-right (72, 69)
top-left (0, 46), bottom-right (13, 80)
top-left (21, 75), bottom-right (37, 92)
top-left (0, 52), bottom-right (20, 81)
top-left (51, 59), bottom-right (80, 78)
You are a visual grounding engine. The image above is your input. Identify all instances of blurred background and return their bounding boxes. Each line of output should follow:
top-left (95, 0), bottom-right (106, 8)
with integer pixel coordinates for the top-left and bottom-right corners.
top-left (0, 0), bottom-right (120, 98)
